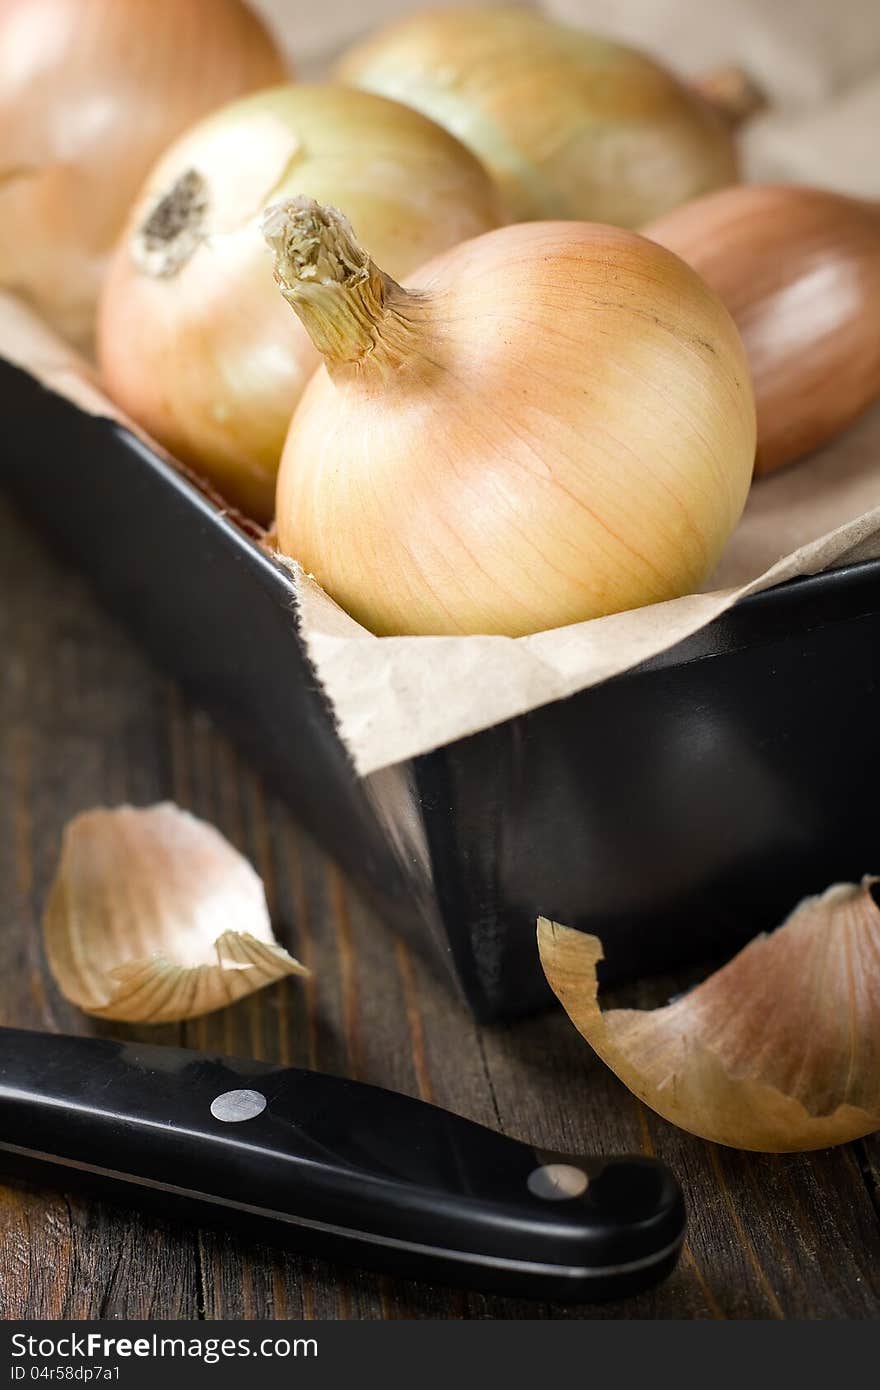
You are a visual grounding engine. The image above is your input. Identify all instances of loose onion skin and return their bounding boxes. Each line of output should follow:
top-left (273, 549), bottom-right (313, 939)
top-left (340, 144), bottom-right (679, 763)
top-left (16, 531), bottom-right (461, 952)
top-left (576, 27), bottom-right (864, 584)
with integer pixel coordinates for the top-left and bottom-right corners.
top-left (44, 804), bottom-right (307, 1023)
top-left (644, 185), bottom-right (880, 475)
top-left (266, 200), bottom-right (755, 639)
top-left (97, 85), bottom-right (502, 522)
top-left (335, 6), bottom-right (739, 226)
top-left (539, 879), bottom-right (880, 1152)
top-left (0, 0), bottom-right (287, 347)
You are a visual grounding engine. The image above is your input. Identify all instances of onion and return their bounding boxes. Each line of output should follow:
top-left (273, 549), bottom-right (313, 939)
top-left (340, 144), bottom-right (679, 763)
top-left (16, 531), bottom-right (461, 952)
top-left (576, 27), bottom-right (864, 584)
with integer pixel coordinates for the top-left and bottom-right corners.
top-left (335, 6), bottom-right (740, 226)
top-left (264, 199), bottom-right (755, 638)
top-left (0, 0), bottom-right (287, 348)
top-left (97, 85), bottom-right (502, 522)
top-left (644, 184), bottom-right (880, 475)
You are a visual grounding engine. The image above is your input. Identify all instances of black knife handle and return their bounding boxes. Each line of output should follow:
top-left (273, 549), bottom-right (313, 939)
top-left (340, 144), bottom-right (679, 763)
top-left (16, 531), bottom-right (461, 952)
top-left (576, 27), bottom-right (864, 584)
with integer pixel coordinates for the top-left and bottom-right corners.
top-left (0, 1028), bottom-right (684, 1301)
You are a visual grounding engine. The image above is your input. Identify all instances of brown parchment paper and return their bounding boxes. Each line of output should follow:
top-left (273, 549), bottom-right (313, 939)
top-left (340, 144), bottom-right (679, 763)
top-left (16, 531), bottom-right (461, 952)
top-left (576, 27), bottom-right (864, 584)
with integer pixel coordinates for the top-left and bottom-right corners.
top-left (3, 0), bottom-right (879, 776)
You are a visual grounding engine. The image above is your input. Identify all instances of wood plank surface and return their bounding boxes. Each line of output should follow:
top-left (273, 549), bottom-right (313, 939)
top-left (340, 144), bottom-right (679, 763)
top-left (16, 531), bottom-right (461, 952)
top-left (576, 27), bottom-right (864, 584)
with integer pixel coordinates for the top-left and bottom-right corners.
top-left (2, 496), bottom-right (879, 1320)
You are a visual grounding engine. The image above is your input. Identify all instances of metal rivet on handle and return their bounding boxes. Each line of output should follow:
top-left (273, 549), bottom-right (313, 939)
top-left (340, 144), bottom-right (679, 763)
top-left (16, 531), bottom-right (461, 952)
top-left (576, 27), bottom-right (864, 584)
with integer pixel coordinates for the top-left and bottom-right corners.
top-left (210, 1088), bottom-right (267, 1123)
top-left (527, 1163), bottom-right (589, 1200)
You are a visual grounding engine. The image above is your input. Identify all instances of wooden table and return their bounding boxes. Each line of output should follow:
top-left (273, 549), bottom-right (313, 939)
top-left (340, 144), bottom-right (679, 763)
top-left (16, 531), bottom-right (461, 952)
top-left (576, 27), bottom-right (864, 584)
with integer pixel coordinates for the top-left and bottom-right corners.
top-left (2, 495), bottom-right (879, 1320)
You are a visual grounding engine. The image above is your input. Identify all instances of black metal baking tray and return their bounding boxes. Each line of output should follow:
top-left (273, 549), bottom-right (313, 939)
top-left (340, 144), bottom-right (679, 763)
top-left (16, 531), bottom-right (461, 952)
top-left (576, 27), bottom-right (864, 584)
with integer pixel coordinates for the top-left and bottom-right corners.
top-left (3, 357), bottom-right (879, 1020)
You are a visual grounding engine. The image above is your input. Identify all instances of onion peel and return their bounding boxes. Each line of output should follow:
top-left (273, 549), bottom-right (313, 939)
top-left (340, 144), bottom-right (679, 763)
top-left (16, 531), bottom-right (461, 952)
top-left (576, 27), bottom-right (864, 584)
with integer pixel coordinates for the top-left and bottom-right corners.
top-left (537, 879), bottom-right (880, 1151)
top-left (43, 804), bottom-right (307, 1023)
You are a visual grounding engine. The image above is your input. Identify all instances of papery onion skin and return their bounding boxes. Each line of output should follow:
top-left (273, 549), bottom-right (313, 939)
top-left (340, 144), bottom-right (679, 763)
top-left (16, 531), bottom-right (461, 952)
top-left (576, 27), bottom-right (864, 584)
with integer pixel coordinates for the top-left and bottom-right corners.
top-left (43, 803), bottom-right (307, 1023)
top-left (0, 0), bottom-right (287, 348)
top-left (538, 879), bottom-right (880, 1152)
top-left (644, 185), bottom-right (880, 475)
top-left (335, 6), bottom-right (740, 226)
top-left (97, 84), bottom-right (502, 522)
top-left (267, 201), bottom-right (756, 638)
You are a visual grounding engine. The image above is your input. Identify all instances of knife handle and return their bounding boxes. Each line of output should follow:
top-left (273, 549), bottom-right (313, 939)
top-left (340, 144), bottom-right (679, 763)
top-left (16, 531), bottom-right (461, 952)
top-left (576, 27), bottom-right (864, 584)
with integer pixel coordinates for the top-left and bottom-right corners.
top-left (0, 1028), bottom-right (684, 1301)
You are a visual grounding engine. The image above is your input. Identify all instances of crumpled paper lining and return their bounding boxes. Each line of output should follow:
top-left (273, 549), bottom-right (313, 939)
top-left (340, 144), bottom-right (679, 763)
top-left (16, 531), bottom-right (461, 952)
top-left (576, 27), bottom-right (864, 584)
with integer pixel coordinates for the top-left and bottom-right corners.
top-left (3, 0), bottom-right (879, 777)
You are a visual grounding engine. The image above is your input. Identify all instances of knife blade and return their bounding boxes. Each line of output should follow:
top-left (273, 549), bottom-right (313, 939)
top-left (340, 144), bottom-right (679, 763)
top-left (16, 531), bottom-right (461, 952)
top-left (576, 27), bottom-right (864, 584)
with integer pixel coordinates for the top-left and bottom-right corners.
top-left (0, 1027), bottom-right (684, 1301)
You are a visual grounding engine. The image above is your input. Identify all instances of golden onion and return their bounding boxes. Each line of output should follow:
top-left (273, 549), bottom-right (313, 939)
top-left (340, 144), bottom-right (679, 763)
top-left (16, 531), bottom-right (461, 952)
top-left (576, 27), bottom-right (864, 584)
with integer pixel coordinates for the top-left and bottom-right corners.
top-left (644, 185), bottom-right (880, 476)
top-left (266, 199), bottom-right (756, 638)
top-left (0, 0), bottom-right (287, 347)
top-left (97, 84), bottom-right (502, 521)
top-left (336, 5), bottom-right (740, 226)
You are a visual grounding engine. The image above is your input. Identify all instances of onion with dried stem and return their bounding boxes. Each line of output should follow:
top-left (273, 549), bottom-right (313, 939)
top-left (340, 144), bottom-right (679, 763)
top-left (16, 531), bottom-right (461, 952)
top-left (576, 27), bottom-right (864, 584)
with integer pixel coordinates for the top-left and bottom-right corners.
top-left (0, 0), bottom-right (287, 348)
top-left (97, 84), bottom-right (502, 521)
top-left (538, 878), bottom-right (880, 1152)
top-left (336, 5), bottom-right (742, 226)
top-left (44, 803), bottom-right (307, 1023)
top-left (644, 184), bottom-right (880, 475)
top-left (265, 198), bottom-right (755, 638)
